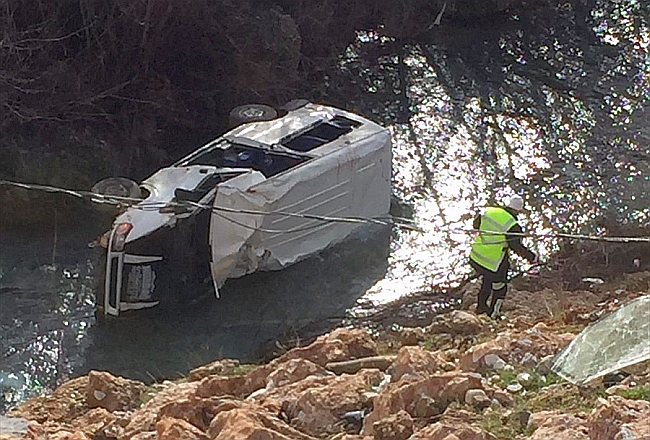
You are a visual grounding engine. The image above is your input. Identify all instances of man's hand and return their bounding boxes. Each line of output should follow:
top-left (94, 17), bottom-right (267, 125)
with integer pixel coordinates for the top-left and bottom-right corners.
top-left (528, 254), bottom-right (541, 276)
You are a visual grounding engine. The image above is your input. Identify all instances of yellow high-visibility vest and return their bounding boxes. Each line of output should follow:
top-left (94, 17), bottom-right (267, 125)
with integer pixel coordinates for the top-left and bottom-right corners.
top-left (470, 207), bottom-right (518, 272)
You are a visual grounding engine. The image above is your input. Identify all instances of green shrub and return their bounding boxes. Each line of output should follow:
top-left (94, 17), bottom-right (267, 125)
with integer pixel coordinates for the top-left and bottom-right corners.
top-left (616, 384), bottom-right (650, 401)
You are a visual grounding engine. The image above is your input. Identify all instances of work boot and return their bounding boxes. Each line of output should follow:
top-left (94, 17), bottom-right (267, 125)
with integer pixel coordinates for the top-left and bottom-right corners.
top-left (489, 298), bottom-right (505, 320)
top-left (477, 283), bottom-right (491, 315)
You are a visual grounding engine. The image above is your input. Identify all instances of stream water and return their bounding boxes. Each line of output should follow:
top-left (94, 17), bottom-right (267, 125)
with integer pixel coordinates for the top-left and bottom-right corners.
top-left (0, 0), bottom-right (648, 412)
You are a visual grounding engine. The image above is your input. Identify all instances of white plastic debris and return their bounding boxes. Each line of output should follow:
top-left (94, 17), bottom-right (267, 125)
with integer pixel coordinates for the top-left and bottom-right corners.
top-left (552, 294), bottom-right (650, 384)
top-left (516, 372), bottom-right (531, 385)
top-left (581, 278), bottom-right (605, 284)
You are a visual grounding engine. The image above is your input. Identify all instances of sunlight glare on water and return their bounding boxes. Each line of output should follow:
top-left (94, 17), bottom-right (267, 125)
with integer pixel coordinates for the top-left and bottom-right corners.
top-left (347, 0), bottom-right (649, 306)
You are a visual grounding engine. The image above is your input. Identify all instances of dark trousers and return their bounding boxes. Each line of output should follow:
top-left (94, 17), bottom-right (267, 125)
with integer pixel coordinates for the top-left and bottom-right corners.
top-left (470, 258), bottom-right (509, 316)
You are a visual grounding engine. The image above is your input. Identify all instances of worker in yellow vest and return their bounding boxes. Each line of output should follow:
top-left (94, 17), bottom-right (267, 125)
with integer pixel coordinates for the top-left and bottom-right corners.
top-left (469, 195), bottom-right (537, 319)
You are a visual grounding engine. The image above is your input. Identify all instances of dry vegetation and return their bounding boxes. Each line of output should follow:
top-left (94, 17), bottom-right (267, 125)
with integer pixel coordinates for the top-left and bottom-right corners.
top-left (0, 0), bottom-right (558, 137)
top-left (0, 0), bottom-right (597, 230)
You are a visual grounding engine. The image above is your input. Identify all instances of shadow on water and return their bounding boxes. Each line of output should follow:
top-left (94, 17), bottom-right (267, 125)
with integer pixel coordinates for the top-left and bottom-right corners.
top-left (0, 223), bottom-right (390, 411)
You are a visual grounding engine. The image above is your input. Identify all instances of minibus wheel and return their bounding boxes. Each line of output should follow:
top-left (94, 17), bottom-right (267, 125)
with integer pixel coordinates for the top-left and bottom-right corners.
top-left (229, 104), bottom-right (278, 127)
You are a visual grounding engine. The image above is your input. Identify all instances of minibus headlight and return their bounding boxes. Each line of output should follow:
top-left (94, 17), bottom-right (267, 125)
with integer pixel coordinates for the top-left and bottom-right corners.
top-left (111, 222), bottom-right (133, 252)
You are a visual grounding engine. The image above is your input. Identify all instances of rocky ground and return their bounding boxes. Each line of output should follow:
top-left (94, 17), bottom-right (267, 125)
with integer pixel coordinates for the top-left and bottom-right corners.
top-left (1, 271), bottom-right (649, 440)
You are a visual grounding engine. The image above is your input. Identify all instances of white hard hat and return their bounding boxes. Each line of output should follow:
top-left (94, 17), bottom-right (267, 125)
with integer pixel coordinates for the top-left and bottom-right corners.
top-left (506, 195), bottom-right (524, 211)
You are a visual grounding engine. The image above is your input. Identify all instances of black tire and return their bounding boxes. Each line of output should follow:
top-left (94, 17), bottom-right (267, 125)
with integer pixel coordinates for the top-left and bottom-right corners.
top-left (91, 177), bottom-right (142, 199)
top-left (228, 104), bottom-right (278, 127)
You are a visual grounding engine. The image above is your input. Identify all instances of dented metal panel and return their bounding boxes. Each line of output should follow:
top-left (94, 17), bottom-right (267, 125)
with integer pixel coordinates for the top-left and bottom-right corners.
top-left (227, 104), bottom-right (337, 147)
top-left (224, 103), bottom-right (384, 155)
top-left (115, 166), bottom-right (219, 242)
top-left (208, 170), bottom-right (268, 284)
top-left (208, 130), bottom-right (391, 286)
top-left (98, 101), bottom-right (393, 315)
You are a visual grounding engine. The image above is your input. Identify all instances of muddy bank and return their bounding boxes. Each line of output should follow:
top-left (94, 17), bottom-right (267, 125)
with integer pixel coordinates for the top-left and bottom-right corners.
top-left (2, 270), bottom-right (649, 439)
